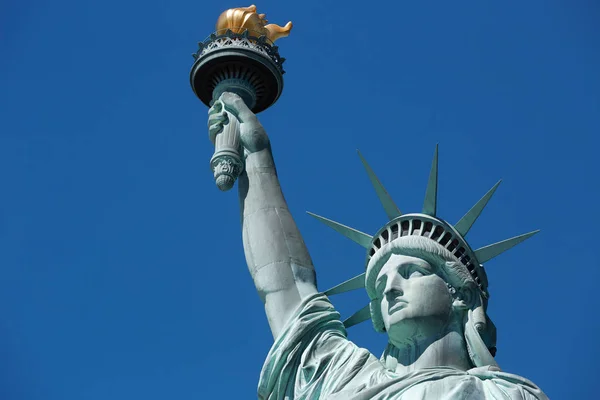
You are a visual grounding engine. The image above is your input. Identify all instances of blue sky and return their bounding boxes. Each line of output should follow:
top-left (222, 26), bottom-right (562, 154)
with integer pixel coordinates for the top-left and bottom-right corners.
top-left (1, 0), bottom-right (599, 398)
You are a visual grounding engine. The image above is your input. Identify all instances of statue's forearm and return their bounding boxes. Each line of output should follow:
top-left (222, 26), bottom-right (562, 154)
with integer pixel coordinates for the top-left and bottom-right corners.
top-left (238, 146), bottom-right (318, 338)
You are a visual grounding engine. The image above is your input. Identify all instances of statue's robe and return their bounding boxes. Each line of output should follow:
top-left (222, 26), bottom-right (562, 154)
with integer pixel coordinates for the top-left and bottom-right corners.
top-left (258, 293), bottom-right (548, 400)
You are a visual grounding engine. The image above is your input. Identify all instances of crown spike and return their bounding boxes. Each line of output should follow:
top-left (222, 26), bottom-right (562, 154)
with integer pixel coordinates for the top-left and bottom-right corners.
top-left (422, 144), bottom-right (439, 216)
top-left (306, 212), bottom-right (373, 249)
top-left (474, 230), bottom-right (540, 264)
top-left (324, 273), bottom-right (366, 296)
top-left (357, 150), bottom-right (401, 220)
top-left (343, 304), bottom-right (371, 328)
top-left (455, 180), bottom-right (502, 236)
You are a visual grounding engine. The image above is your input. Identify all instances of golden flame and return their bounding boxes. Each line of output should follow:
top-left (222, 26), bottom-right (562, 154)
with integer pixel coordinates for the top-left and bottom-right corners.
top-left (215, 5), bottom-right (292, 43)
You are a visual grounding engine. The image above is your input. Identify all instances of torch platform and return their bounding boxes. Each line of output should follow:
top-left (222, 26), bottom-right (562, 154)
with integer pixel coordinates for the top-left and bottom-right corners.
top-left (190, 30), bottom-right (286, 114)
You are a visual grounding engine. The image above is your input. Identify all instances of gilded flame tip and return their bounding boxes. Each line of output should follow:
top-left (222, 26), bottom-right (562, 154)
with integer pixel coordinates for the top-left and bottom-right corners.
top-left (216, 5), bottom-right (292, 43)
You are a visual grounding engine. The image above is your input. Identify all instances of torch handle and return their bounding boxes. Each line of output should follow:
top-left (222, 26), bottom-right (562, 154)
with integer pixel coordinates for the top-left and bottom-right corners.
top-left (210, 109), bottom-right (244, 191)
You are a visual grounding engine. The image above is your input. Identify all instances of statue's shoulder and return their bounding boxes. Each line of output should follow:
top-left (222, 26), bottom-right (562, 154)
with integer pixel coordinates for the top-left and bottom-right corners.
top-left (327, 367), bottom-right (547, 400)
top-left (466, 367), bottom-right (549, 400)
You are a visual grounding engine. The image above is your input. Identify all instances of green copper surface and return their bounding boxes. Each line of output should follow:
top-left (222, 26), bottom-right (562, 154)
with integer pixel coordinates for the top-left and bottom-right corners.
top-left (357, 150), bottom-right (401, 220)
top-left (422, 144), bottom-right (439, 216)
top-left (455, 180), bottom-right (502, 236)
top-left (343, 303), bottom-right (371, 328)
top-left (474, 230), bottom-right (540, 263)
top-left (306, 211), bottom-right (372, 248)
top-left (324, 272), bottom-right (365, 296)
top-left (205, 92), bottom-right (547, 399)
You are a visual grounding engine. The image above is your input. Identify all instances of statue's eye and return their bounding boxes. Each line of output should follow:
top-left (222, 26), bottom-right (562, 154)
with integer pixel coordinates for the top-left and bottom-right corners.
top-left (408, 269), bottom-right (424, 278)
top-left (403, 265), bottom-right (428, 279)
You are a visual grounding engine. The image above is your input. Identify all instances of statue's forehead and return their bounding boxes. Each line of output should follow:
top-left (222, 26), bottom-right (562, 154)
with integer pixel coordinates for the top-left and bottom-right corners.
top-left (378, 254), bottom-right (433, 276)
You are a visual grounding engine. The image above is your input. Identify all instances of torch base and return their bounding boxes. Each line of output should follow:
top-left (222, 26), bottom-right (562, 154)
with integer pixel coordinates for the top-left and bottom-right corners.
top-left (190, 32), bottom-right (285, 113)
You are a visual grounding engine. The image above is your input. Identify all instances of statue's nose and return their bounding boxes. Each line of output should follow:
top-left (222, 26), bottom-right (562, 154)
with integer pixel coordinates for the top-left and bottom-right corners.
top-left (383, 271), bottom-right (407, 299)
top-left (384, 287), bottom-right (403, 301)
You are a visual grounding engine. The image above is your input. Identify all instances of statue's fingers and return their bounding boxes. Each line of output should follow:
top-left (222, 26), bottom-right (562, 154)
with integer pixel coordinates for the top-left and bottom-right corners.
top-left (208, 108), bottom-right (228, 141)
top-left (219, 92), bottom-right (253, 121)
top-left (208, 99), bottom-right (223, 116)
top-left (219, 92), bottom-right (243, 105)
top-left (207, 110), bottom-right (228, 128)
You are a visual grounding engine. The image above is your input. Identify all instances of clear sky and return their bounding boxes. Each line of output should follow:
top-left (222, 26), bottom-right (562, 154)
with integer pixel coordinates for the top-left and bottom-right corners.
top-left (1, 0), bottom-right (599, 399)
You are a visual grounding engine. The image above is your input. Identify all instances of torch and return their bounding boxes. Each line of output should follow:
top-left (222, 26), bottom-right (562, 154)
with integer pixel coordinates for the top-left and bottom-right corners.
top-left (190, 5), bottom-right (292, 191)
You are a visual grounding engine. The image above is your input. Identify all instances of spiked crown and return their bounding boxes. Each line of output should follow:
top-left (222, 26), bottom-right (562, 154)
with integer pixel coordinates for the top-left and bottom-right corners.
top-left (308, 146), bottom-right (539, 330)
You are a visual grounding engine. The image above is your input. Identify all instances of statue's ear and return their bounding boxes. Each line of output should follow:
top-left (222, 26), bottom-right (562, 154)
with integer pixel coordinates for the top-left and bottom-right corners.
top-left (452, 284), bottom-right (477, 311)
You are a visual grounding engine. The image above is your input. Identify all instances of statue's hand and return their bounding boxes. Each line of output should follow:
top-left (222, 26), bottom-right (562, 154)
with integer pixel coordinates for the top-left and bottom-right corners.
top-left (207, 92), bottom-right (269, 156)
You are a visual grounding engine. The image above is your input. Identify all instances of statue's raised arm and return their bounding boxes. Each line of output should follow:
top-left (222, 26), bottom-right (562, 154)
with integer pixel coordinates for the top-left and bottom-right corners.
top-left (208, 92), bottom-right (318, 338)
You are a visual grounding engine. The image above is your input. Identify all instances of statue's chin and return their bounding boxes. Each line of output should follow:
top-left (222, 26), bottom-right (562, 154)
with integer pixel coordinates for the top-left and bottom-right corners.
top-left (386, 316), bottom-right (453, 346)
top-left (386, 319), bottom-right (423, 344)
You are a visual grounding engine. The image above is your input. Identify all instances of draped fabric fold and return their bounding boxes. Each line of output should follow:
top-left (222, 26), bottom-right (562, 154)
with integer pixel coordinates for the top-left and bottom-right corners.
top-left (258, 293), bottom-right (547, 400)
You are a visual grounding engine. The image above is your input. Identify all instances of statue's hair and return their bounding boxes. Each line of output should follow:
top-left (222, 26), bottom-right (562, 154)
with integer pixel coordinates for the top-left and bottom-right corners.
top-left (365, 235), bottom-right (477, 301)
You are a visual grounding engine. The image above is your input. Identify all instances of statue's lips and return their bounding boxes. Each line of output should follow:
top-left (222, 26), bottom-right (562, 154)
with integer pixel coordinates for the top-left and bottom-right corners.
top-left (389, 299), bottom-right (408, 314)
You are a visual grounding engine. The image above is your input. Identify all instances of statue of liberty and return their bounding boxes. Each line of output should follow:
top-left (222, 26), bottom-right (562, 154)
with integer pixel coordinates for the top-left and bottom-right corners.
top-left (199, 6), bottom-right (549, 399)
top-left (207, 92), bottom-right (547, 400)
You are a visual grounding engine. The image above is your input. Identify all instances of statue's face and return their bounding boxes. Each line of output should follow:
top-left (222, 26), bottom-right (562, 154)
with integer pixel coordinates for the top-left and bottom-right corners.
top-left (376, 254), bottom-right (454, 342)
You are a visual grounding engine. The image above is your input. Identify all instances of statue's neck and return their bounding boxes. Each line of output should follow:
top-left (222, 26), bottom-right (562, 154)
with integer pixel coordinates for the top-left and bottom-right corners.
top-left (382, 328), bottom-right (472, 375)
